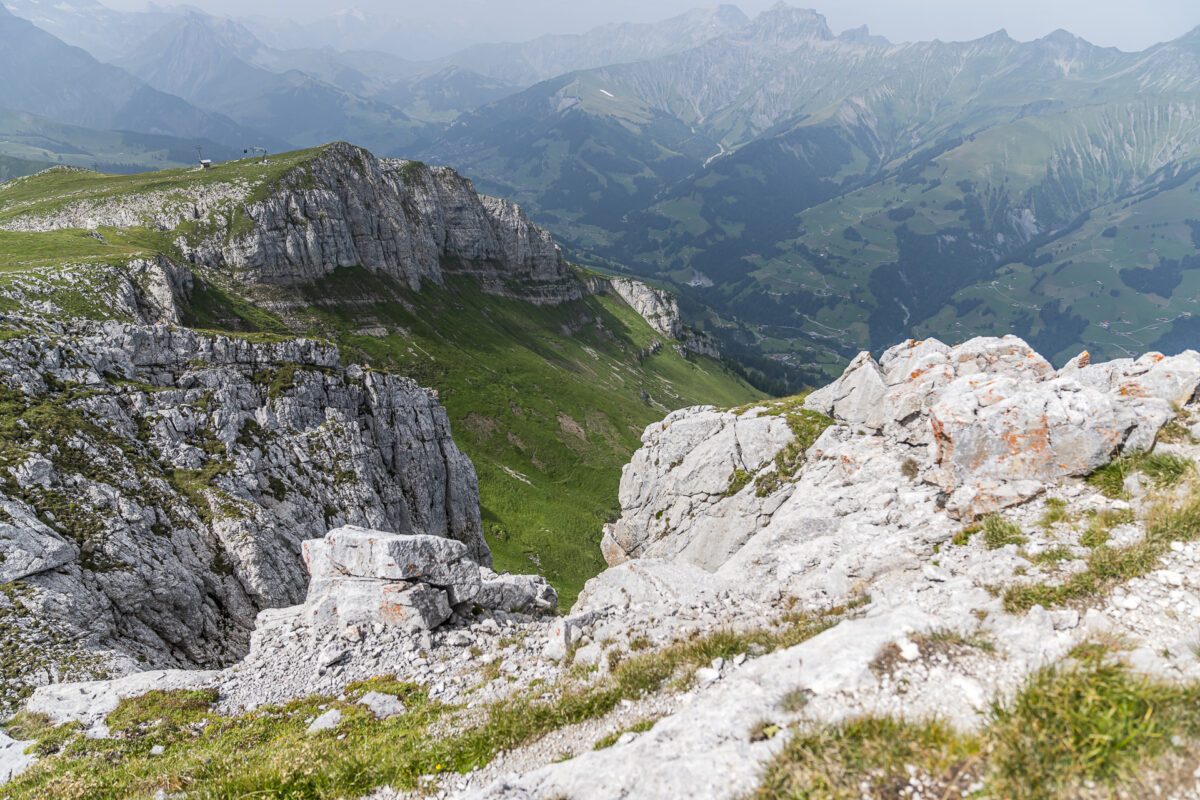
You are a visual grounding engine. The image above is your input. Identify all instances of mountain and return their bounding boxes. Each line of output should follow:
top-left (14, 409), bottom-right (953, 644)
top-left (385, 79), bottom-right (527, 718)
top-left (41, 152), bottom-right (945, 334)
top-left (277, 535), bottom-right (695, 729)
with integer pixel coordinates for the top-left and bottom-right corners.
top-left (0, 141), bottom-right (759, 618)
top-left (0, 0), bottom-right (178, 62)
top-left (432, 5), bottom-right (751, 87)
top-left (8, 323), bottom-right (1200, 798)
top-left (0, 2), bottom-right (275, 149)
top-left (0, 106), bottom-right (242, 174)
top-left (114, 14), bottom-right (426, 154)
top-left (423, 5), bottom-right (1200, 384)
top-left (238, 7), bottom-right (456, 61)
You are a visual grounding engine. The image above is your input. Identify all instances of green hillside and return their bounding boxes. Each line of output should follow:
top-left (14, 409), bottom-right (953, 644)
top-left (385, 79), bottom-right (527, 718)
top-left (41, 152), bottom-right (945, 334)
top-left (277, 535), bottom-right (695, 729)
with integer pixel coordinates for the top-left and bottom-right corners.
top-left (0, 153), bottom-right (762, 605)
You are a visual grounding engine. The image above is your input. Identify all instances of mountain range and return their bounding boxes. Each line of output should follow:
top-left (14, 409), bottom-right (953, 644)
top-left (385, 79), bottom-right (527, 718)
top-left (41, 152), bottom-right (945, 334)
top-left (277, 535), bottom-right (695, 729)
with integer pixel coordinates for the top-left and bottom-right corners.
top-left (2, 1), bottom-right (1200, 384)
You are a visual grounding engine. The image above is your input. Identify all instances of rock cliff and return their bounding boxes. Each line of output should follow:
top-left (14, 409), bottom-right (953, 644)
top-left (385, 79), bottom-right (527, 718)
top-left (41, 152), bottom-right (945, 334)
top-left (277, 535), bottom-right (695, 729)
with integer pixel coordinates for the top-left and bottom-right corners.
top-left (1, 143), bottom-right (575, 300)
top-left (607, 276), bottom-right (720, 358)
top-left (0, 316), bottom-right (484, 708)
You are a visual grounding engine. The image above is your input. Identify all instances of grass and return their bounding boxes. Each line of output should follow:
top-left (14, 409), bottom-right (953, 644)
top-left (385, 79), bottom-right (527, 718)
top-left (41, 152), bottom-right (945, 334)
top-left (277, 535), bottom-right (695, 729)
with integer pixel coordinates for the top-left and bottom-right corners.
top-left (1027, 545), bottom-right (1074, 566)
top-left (0, 146), bottom-right (326, 227)
top-left (981, 515), bottom-right (1027, 550)
top-left (1004, 479), bottom-right (1200, 613)
top-left (592, 718), bottom-right (658, 750)
top-left (746, 398), bottom-right (832, 497)
top-left (3, 607), bottom-right (856, 799)
top-left (1038, 497), bottom-right (1072, 530)
top-left (755, 653), bottom-right (1200, 800)
top-left (1086, 451), bottom-right (1194, 499)
top-left (1080, 508), bottom-right (1135, 549)
top-left (288, 268), bottom-right (762, 606)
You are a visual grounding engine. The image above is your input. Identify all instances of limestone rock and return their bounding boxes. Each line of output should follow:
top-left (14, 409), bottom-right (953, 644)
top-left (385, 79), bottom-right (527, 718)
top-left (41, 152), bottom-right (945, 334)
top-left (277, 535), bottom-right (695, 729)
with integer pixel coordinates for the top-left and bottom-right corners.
top-left (306, 578), bottom-right (453, 635)
top-left (0, 321), bottom-right (485, 704)
top-left (306, 709), bottom-right (342, 735)
top-left (25, 670), bottom-right (220, 734)
top-left (475, 568), bottom-right (559, 614)
top-left (0, 504), bottom-right (74, 583)
top-left (358, 691), bottom-right (406, 719)
top-left (0, 731), bottom-right (36, 786)
top-left (317, 526), bottom-right (481, 605)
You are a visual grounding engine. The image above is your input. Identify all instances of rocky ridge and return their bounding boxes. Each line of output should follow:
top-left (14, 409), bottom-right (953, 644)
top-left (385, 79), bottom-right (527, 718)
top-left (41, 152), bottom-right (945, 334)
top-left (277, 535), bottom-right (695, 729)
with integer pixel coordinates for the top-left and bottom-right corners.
top-left (16, 334), bottom-right (1200, 798)
top-left (451, 335), bottom-right (1200, 798)
top-left (607, 276), bottom-right (720, 358)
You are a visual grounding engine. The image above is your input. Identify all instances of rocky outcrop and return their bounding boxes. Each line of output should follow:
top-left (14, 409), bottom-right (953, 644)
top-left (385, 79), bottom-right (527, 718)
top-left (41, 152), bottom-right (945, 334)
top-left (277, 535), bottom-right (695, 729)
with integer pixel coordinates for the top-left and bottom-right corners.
top-left (189, 145), bottom-right (570, 292)
top-left (806, 336), bottom-right (1199, 516)
top-left (274, 525), bottom-right (556, 641)
top-left (602, 336), bottom-right (1200, 603)
top-left (0, 317), bottom-right (484, 707)
top-left (1, 143), bottom-right (578, 302)
top-left (601, 275), bottom-right (721, 358)
top-left (17, 333), bottom-right (1200, 800)
top-left (445, 336), bottom-right (1200, 799)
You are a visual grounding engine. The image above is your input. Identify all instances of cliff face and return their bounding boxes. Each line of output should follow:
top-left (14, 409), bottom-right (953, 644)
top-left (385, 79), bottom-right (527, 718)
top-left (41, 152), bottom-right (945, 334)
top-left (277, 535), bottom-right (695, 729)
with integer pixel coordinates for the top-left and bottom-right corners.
top-left (601, 276), bottom-right (720, 358)
top-left (185, 143), bottom-right (572, 293)
top-left (0, 318), bottom-right (484, 708)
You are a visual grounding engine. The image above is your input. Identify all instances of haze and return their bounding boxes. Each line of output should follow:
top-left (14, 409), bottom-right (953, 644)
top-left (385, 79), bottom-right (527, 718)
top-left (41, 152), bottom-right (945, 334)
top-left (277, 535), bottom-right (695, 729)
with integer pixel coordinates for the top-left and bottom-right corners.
top-left (101, 0), bottom-right (1200, 55)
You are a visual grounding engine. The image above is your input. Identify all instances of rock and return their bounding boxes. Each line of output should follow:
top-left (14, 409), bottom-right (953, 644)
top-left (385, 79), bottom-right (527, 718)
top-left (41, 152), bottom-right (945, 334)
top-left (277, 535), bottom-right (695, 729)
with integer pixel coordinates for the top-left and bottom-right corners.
top-left (601, 407), bottom-right (797, 568)
top-left (930, 371), bottom-right (1138, 517)
top-left (545, 620), bottom-right (577, 662)
top-left (317, 527), bottom-right (482, 605)
top-left (150, 744), bottom-right (166, 756)
top-left (304, 578), bottom-right (453, 635)
top-left (0, 321), bottom-right (487, 701)
top-left (804, 351), bottom-right (888, 432)
top-left (0, 505), bottom-right (74, 583)
top-left (0, 731), bottom-right (36, 786)
top-left (25, 670), bottom-right (220, 731)
top-left (358, 691), bottom-right (407, 719)
top-left (604, 278), bottom-right (719, 358)
top-left (318, 643), bottom-right (348, 668)
top-left (922, 564), bottom-right (950, 582)
top-left (897, 638), bottom-right (921, 662)
top-left (305, 709), bottom-right (342, 735)
top-left (476, 568), bottom-right (559, 614)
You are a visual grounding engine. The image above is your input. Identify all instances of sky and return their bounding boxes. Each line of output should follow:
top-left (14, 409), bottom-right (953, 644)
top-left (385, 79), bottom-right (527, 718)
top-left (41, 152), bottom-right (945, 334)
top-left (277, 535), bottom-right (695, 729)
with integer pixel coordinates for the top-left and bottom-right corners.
top-left (109, 0), bottom-right (1200, 54)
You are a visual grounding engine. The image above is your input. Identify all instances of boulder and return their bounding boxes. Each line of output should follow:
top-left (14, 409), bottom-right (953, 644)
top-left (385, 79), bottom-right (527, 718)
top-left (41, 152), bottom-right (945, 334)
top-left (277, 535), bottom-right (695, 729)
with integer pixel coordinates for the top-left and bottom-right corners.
top-left (306, 578), bottom-right (452, 634)
top-left (316, 526), bottom-right (481, 605)
top-left (0, 731), bottom-right (35, 786)
top-left (476, 569), bottom-right (558, 614)
top-left (0, 506), bottom-right (74, 583)
top-left (929, 373), bottom-right (1141, 517)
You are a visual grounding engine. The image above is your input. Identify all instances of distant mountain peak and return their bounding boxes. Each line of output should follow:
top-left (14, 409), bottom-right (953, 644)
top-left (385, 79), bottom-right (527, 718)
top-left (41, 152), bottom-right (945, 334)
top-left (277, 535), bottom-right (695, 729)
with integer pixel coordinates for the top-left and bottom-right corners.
top-left (747, 4), bottom-right (834, 43)
top-left (838, 24), bottom-right (890, 46)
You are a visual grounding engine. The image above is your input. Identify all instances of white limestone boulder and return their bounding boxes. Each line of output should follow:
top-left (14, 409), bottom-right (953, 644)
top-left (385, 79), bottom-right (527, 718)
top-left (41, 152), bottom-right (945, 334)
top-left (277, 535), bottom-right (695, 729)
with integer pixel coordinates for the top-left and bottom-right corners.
top-left (311, 526), bottom-right (481, 605)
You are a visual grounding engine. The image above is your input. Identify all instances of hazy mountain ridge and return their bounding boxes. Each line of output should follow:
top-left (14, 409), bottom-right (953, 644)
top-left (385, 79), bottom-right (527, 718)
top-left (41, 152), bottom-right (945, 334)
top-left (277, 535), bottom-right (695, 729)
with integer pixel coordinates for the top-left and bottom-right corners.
top-left (420, 5), bottom-right (1200, 383)
top-left (0, 3), bottom-right (275, 149)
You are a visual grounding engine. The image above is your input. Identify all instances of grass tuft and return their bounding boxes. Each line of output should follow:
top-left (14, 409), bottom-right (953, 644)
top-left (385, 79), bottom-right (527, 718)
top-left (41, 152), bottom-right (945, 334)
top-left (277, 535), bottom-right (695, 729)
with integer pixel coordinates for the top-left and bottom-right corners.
top-left (1005, 480), bottom-right (1200, 613)
top-left (981, 515), bottom-right (1027, 550)
top-left (1087, 451), bottom-right (1194, 499)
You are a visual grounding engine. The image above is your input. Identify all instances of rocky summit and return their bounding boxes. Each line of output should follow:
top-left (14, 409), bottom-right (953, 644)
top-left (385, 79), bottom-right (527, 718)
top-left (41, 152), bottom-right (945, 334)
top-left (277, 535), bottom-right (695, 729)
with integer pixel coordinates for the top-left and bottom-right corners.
top-left (9, 328), bottom-right (1200, 798)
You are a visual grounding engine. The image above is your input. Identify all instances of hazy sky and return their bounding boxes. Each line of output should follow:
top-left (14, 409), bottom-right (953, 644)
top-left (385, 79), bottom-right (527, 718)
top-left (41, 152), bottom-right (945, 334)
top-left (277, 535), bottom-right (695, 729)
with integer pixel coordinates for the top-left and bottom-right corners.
top-left (111, 0), bottom-right (1200, 53)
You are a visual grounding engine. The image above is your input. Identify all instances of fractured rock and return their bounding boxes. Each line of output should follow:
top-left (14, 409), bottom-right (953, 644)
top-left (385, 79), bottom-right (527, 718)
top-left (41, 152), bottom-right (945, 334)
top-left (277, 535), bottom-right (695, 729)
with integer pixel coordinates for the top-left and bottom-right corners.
top-left (314, 527), bottom-right (482, 605)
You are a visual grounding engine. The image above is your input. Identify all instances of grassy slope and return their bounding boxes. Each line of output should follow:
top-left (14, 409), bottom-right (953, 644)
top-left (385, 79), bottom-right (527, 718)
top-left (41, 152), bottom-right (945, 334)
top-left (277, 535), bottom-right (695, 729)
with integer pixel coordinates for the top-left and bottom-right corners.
top-left (0, 150), bottom-right (763, 606)
top-left (189, 267), bottom-right (760, 606)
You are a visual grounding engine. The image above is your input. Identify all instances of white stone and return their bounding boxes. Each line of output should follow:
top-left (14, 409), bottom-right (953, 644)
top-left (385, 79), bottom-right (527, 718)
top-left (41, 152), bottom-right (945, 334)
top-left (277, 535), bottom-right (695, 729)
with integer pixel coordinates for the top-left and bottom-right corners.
top-left (358, 691), bottom-right (407, 719)
top-left (306, 709), bottom-right (342, 735)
